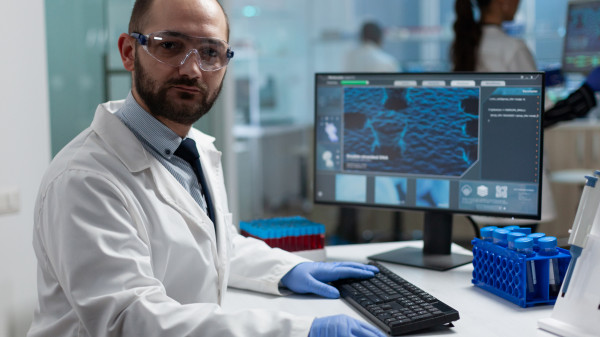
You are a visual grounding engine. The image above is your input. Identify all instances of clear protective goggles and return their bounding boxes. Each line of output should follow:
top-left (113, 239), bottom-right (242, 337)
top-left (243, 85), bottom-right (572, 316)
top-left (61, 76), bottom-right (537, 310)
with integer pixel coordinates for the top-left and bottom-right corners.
top-left (131, 31), bottom-right (234, 71)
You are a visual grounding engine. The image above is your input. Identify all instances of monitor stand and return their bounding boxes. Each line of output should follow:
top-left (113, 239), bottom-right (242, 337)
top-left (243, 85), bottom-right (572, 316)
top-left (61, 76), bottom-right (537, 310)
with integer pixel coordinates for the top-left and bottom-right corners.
top-left (368, 211), bottom-right (473, 271)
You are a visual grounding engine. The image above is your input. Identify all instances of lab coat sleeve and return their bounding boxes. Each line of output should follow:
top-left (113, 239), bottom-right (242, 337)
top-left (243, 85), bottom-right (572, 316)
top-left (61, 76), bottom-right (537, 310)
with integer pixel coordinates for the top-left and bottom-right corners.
top-left (35, 169), bottom-right (313, 337)
top-left (227, 225), bottom-right (311, 295)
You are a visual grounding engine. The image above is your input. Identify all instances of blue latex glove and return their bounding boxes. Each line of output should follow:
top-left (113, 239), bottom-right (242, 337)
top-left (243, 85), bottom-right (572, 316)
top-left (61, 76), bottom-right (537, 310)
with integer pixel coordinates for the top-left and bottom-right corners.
top-left (309, 315), bottom-right (386, 337)
top-left (280, 262), bottom-right (378, 298)
top-left (585, 66), bottom-right (600, 92)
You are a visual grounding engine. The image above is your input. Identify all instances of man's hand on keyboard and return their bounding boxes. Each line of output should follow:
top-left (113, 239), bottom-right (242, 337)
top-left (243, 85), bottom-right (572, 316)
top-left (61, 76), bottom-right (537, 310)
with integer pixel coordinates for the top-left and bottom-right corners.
top-left (309, 315), bottom-right (386, 337)
top-left (281, 262), bottom-right (379, 298)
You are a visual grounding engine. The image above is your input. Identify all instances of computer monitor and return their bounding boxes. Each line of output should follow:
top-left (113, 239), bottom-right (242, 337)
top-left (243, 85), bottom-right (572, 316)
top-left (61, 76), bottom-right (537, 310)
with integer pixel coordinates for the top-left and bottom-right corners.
top-left (314, 72), bottom-right (545, 270)
top-left (562, 0), bottom-right (600, 75)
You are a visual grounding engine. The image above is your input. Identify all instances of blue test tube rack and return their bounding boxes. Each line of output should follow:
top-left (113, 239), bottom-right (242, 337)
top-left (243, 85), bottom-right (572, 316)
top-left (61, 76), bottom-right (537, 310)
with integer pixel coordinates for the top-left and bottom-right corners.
top-left (471, 237), bottom-right (571, 307)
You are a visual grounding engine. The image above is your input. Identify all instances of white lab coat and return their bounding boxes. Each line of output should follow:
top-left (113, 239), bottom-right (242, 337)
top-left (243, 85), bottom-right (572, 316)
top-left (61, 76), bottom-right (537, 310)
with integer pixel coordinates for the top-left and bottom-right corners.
top-left (344, 41), bottom-right (399, 72)
top-left (476, 25), bottom-right (537, 72)
top-left (471, 25), bottom-right (556, 226)
top-left (29, 100), bottom-right (313, 337)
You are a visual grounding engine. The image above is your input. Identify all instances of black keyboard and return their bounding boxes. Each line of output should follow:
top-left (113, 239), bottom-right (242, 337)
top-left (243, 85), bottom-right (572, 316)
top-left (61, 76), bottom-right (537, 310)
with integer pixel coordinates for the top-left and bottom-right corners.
top-left (332, 261), bottom-right (459, 336)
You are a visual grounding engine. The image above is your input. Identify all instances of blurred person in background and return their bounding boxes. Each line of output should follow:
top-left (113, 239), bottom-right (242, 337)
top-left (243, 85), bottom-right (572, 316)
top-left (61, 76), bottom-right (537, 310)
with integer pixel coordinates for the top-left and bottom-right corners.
top-left (344, 21), bottom-right (399, 73)
top-left (452, 0), bottom-right (533, 72)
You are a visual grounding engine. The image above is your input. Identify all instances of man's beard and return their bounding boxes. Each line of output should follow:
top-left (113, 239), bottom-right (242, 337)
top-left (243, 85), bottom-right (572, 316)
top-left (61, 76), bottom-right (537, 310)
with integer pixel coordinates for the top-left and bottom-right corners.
top-left (134, 56), bottom-right (223, 125)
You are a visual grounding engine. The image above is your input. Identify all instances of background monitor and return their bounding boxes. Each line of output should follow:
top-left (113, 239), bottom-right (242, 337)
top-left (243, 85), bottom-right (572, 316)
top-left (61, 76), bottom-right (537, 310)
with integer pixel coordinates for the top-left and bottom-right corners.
top-left (562, 0), bottom-right (600, 75)
top-left (314, 72), bottom-right (545, 270)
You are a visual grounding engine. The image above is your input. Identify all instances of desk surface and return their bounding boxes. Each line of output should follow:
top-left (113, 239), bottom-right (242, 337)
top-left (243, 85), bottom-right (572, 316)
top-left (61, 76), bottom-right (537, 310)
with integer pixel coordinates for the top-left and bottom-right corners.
top-left (222, 241), bottom-right (556, 337)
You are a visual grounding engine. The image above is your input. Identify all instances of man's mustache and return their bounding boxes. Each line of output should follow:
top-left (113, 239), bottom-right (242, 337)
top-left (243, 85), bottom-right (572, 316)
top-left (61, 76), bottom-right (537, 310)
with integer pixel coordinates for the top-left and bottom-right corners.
top-left (167, 77), bottom-right (208, 93)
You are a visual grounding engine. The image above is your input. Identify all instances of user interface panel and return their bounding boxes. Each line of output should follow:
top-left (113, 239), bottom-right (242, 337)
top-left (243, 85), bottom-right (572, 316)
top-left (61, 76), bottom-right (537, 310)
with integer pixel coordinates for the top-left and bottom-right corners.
top-left (314, 73), bottom-right (544, 219)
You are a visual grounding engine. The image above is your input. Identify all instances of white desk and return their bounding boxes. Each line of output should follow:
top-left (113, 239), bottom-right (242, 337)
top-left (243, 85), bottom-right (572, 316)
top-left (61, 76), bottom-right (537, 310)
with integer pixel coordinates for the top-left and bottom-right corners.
top-left (223, 241), bottom-right (556, 337)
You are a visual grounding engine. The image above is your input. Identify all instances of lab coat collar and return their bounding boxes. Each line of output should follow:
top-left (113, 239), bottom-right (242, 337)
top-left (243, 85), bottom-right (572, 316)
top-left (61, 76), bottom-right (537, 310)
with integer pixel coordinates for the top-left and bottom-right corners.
top-left (92, 100), bottom-right (152, 173)
top-left (91, 100), bottom-right (222, 256)
top-left (93, 99), bottom-right (218, 168)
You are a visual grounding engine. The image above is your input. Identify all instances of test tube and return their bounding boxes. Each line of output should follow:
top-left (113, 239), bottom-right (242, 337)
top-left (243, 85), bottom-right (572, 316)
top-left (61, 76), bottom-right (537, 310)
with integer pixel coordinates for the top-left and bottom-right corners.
top-left (296, 226), bottom-right (302, 250)
top-left (513, 227), bottom-right (532, 235)
top-left (480, 226), bottom-right (498, 242)
top-left (515, 237), bottom-right (537, 299)
top-left (493, 228), bottom-right (509, 247)
top-left (538, 236), bottom-right (561, 297)
top-left (507, 232), bottom-right (526, 250)
top-left (285, 223), bottom-right (292, 251)
top-left (527, 233), bottom-right (546, 252)
top-left (318, 224), bottom-right (325, 249)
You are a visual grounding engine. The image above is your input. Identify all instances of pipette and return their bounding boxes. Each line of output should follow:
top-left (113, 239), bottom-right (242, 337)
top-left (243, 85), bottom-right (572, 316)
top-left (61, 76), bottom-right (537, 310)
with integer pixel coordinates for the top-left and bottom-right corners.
top-left (561, 174), bottom-right (600, 297)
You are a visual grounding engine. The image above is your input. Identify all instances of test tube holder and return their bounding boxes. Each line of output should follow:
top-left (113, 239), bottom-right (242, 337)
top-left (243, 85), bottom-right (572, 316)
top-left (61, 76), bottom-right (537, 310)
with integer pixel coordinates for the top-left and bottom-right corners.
top-left (471, 238), bottom-right (570, 307)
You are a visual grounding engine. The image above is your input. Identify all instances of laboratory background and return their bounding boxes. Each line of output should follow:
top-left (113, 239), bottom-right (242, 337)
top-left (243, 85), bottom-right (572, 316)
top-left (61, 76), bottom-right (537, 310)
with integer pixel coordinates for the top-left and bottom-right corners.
top-left (0, 0), bottom-right (593, 335)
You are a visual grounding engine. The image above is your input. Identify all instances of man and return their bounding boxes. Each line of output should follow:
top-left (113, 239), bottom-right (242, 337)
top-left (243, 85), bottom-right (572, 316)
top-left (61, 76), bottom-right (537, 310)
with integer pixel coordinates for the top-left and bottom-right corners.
top-left (344, 21), bottom-right (399, 73)
top-left (28, 0), bottom-right (385, 336)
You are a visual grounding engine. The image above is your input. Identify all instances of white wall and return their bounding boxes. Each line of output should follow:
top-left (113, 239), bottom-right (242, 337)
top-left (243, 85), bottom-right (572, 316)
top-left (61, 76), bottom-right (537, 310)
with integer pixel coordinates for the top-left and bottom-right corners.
top-left (0, 1), bottom-right (51, 336)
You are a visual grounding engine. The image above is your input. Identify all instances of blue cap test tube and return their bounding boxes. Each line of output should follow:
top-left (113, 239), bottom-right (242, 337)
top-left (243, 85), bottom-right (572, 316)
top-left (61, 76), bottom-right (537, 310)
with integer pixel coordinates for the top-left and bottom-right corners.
top-left (528, 233), bottom-right (546, 252)
top-left (513, 227), bottom-right (532, 235)
top-left (538, 236), bottom-right (558, 256)
top-left (480, 226), bottom-right (498, 241)
top-left (515, 237), bottom-right (536, 257)
top-left (538, 236), bottom-right (561, 296)
top-left (507, 232), bottom-right (526, 250)
top-left (493, 229), bottom-right (509, 247)
top-left (515, 237), bottom-right (537, 299)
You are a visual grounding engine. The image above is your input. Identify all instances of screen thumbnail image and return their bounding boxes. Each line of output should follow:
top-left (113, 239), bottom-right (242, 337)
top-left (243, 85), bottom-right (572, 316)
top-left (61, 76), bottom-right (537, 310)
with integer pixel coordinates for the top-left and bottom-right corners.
top-left (375, 176), bottom-right (407, 205)
top-left (416, 178), bottom-right (450, 208)
top-left (316, 144), bottom-right (341, 171)
top-left (317, 87), bottom-right (343, 116)
top-left (335, 174), bottom-right (367, 203)
top-left (343, 87), bottom-right (479, 177)
top-left (317, 116), bottom-right (341, 143)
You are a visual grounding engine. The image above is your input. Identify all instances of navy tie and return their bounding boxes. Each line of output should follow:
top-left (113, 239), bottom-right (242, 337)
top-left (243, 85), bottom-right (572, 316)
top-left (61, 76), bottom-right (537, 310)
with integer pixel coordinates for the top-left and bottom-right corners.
top-left (174, 138), bottom-right (216, 224)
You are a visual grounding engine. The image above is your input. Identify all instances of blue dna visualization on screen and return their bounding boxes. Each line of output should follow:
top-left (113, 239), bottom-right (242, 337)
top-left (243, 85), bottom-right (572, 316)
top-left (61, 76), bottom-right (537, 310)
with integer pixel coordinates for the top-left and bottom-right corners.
top-left (314, 73), bottom-right (545, 220)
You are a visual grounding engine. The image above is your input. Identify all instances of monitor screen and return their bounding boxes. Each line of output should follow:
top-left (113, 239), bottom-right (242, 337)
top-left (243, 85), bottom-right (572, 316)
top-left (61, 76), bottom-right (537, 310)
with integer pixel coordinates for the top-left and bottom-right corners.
top-left (314, 72), bottom-right (545, 270)
top-left (562, 0), bottom-right (600, 74)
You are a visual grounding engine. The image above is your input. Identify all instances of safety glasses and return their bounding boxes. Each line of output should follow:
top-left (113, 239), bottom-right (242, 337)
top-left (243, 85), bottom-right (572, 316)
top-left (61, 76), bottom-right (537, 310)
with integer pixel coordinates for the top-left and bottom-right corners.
top-left (131, 31), bottom-right (234, 71)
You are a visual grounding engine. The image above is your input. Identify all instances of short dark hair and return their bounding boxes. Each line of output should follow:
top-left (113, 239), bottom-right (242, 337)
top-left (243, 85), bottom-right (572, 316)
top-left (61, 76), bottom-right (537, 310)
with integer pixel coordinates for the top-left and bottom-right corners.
top-left (128, 0), bottom-right (153, 34)
top-left (128, 0), bottom-right (230, 40)
top-left (360, 22), bottom-right (383, 45)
